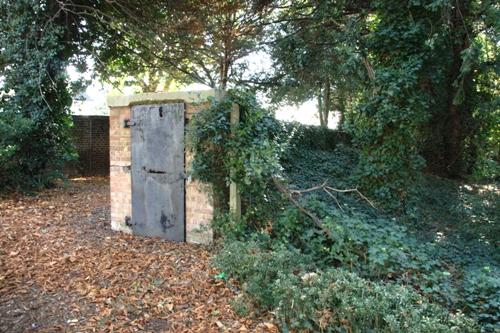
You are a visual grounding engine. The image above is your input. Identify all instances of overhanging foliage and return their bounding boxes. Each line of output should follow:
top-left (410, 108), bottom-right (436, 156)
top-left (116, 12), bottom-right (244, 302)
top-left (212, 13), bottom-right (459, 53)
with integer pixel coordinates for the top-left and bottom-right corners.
top-left (0, 0), bottom-right (77, 190)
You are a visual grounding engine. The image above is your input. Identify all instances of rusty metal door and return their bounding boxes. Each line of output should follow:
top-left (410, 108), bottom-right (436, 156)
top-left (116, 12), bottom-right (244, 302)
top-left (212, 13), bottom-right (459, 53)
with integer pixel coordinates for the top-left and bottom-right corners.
top-left (131, 103), bottom-right (185, 241)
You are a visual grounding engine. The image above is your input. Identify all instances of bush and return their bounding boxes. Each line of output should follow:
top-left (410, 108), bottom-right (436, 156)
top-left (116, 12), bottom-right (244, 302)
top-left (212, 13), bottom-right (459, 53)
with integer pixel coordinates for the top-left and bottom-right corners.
top-left (216, 240), bottom-right (478, 332)
top-left (0, 108), bottom-right (74, 191)
top-left (271, 198), bottom-right (435, 275)
top-left (215, 239), bottom-right (312, 309)
top-left (187, 90), bottom-right (283, 219)
top-left (269, 196), bottom-right (500, 330)
top-left (190, 93), bottom-right (497, 331)
top-left (0, 1), bottom-right (75, 191)
top-left (207, 125), bottom-right (499, 331)
top-left (278, 122), bottom-right (351, 152)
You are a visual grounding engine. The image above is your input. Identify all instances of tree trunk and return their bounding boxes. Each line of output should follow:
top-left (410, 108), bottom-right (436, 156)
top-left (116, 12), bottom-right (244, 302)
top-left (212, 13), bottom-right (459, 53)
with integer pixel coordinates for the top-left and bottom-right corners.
top-left (442, 0), bottom-right (472, 178)
top-left (337, 91), bottom-right (346, 130)
top-left (318, 80), bottom-right (330, 127)
top-left (317, 89), bottom-right (324, 126)
top-left (220, 57), bottom-right (230, 91)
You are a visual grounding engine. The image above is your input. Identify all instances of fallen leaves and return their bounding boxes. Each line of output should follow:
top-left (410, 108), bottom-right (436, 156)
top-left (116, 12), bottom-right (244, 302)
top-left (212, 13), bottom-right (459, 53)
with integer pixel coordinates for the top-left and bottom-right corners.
top-left (0, 177), bottom-right (275, 332)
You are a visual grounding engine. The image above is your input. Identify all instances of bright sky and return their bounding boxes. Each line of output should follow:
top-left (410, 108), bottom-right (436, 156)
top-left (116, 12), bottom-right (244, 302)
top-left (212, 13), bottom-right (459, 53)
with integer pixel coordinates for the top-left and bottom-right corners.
top-left (68, 53), bottom-right (339, 128)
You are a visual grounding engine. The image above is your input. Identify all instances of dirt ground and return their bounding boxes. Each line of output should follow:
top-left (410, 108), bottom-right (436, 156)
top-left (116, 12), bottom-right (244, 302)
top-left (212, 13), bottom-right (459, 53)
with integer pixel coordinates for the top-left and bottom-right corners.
top-left (0, 178), bottom-right (275, 333)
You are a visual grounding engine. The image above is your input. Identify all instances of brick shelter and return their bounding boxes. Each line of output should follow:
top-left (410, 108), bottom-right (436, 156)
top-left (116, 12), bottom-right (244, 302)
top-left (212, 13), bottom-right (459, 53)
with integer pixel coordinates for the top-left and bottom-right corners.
top-left (107, 90), bottom-right (215, 244)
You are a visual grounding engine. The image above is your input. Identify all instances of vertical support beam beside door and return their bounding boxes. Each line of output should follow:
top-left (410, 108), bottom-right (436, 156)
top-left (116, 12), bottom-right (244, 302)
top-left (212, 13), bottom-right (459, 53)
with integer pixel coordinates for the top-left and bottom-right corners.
top-left (216, 89), bottom-right (241, 219)
top-left (230, 103), bottom-right (241, 218)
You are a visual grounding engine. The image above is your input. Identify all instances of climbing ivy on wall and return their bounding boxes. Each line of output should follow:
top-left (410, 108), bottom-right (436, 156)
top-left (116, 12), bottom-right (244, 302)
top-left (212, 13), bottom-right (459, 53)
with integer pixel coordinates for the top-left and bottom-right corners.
top-left (187, 90), bottom-right (283, 223)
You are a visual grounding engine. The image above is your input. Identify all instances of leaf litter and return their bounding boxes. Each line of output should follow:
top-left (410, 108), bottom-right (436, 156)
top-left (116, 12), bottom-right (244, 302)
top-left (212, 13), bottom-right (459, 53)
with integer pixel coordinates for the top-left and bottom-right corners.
top-left (0, 177), bottom-right (276, 332)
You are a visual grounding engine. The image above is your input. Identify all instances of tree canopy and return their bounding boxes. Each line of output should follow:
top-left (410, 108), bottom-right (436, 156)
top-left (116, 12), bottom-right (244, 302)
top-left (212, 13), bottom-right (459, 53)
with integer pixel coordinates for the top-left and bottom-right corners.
top-left (267, 1), bottom-right (365, 127)
top-left (77, 0), bottom-right (276, 90)
top-left (0, 0), bottom-right (498, 199)
top-left (266, 0), bottom-right (499, 202)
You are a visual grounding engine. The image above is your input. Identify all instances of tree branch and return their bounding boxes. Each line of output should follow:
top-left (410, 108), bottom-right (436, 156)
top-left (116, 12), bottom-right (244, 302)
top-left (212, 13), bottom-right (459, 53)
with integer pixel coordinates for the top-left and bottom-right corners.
top-left (273, 178), bottom-right (333, 238)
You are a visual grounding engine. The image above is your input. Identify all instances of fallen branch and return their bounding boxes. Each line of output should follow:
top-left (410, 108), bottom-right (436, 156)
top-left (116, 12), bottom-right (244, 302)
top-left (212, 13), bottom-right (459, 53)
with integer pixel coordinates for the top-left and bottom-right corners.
top-left (288, 180), bottom-right (328, 194)
top-left (290, 181), bottom-right (377, 210)
top-left (273, 178), bottom-right (333, 238)
top-left (273, 178), bottom-right (377, 239)
top-left (323, 187), bottom-right (344, 212)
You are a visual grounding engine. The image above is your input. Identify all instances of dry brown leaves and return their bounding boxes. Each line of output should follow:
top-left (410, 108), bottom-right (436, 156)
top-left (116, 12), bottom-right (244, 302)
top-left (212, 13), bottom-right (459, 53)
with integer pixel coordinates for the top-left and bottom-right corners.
top-left (0, 178), bottom-right (277, 333)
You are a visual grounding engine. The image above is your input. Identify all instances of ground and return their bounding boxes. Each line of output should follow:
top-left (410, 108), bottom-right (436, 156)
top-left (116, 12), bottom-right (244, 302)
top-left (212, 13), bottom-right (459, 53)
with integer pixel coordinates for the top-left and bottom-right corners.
top-left (0, 178), bottom-right (275, 333)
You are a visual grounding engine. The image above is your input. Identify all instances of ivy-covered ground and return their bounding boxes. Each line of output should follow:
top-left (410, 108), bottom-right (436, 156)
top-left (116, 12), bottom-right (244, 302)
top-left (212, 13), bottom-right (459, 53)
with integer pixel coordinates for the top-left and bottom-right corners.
top-left (214, 137), bottom-right (499, 332)
top-left (284, 144), bottom-right (499, 323)
top-left (0, 178), bottom-right (277, 333)
top-left (186, 94), bottom-right (498, 331)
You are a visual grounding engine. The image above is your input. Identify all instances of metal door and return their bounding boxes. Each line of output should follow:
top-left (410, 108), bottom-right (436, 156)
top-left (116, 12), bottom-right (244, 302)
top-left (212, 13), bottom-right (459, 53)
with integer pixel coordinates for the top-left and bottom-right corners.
top-left (131, 103), bottom-right (185, 241)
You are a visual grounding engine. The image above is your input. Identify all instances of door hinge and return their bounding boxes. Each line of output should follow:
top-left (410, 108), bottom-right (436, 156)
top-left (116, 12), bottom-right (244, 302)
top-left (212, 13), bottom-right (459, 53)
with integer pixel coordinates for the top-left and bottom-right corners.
top-left (124, 119), bottom-right (136, 128)
top-left (125, 216), bottom-right (132, 227)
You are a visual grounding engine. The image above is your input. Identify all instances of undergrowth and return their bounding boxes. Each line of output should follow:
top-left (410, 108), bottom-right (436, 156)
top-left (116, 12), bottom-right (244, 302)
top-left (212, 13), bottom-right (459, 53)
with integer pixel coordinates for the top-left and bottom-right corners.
top-left (189, 93), bottom-right (499, 332)
top-left (217, 141), bottom-right (499, 332)
top-left (283, 142), bottom-right (498, 330)
top-left (216, 240), bottom-right (478, 332)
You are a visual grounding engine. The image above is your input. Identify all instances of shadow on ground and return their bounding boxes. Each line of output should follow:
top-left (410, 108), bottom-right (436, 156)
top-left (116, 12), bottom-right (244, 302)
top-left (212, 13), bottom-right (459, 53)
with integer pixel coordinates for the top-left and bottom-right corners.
top-left (0, 178), bottom-right (273, 332)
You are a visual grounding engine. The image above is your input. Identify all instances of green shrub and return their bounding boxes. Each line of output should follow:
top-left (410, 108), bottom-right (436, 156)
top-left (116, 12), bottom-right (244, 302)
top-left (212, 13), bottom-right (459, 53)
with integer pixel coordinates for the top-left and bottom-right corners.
top-left (0, 106), bottom-right (74, 191)
top-left (187, 90), bottom-right (283, 219)
top-left (270, 197), bottom-right (500, 330)
top-left (229, 294), bottom-right (252, 317)
top-left (279, 122), bottom-right (351, 152)
top-left (208, 128), bottom-right (499, 330)
top-left (0, 1), bottom-right (75, 191)
top-left (216, 241), bottom-right (478, 332)
top-left (215, 240), bottom-right (312, 309)
top-left (274, 269), bottom-right (476, 333)
top-left (192, 94), bottom-right (498, 331)
top-left (272, 198), bottom-right (431, 276)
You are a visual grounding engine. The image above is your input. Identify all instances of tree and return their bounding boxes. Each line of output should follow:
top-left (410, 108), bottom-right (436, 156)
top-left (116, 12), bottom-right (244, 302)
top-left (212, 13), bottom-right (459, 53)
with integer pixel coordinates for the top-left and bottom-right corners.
top-left (102, 56), bottom-right (176, 93)
top-left (421, 0), bottom-right (499, 177)
top-left (269, 0), bottom-right (498, 205)
top-left (0, 0), bottom-right (83, 190)
top-left (66, 0), bottom-right (276, 91)
top-left (267, 1), bottom-right (365, 128)
top-left (355, 0), bottom-right (498, 201)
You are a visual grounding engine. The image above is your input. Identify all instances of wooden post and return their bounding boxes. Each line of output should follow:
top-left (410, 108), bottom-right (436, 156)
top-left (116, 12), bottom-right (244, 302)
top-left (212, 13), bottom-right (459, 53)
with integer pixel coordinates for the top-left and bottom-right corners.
top-left (229, 103), bottom-right (241, 218)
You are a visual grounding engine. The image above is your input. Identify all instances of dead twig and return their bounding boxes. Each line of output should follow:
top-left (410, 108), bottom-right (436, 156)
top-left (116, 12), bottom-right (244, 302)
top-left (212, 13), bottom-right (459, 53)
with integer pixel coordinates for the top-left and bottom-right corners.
top-left (323, 187), bottom-right (344, 212)
top-left (290, 180), bottom-right (377, 210)
top-left (289, 180), bottom-right (328, 194)
top-left (273, 178), bottom-right (333, 238)
top-left (273, 178), bottom-right (377, 239)
top-left (325, 186), bottom-right (377, 210)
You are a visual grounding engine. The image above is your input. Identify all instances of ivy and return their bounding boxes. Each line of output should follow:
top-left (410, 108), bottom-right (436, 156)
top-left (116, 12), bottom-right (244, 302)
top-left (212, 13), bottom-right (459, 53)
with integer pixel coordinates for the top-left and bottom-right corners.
top-left (348, 0), bottom-right (500, 206)
top-left (0, 0), bottom-right (76, 190)
top-left (215, 240), bottom-right (478, 332)
top-left (187, 90), bottom-right (283, 224)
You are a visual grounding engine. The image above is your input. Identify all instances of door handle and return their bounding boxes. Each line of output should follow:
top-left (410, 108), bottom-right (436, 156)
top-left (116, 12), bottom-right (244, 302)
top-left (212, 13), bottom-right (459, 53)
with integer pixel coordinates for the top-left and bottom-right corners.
top-left (143, 166), bottom-right (166, 174)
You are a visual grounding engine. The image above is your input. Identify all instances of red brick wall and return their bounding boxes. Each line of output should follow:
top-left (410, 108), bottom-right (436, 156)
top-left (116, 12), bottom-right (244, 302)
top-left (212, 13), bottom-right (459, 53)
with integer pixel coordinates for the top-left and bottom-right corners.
top-left (67, 116), bottom-right (110, 177)
top-left (185, 102), bottom-right (214, 243)
top-left (109, 107), bottom-right (132, 233)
